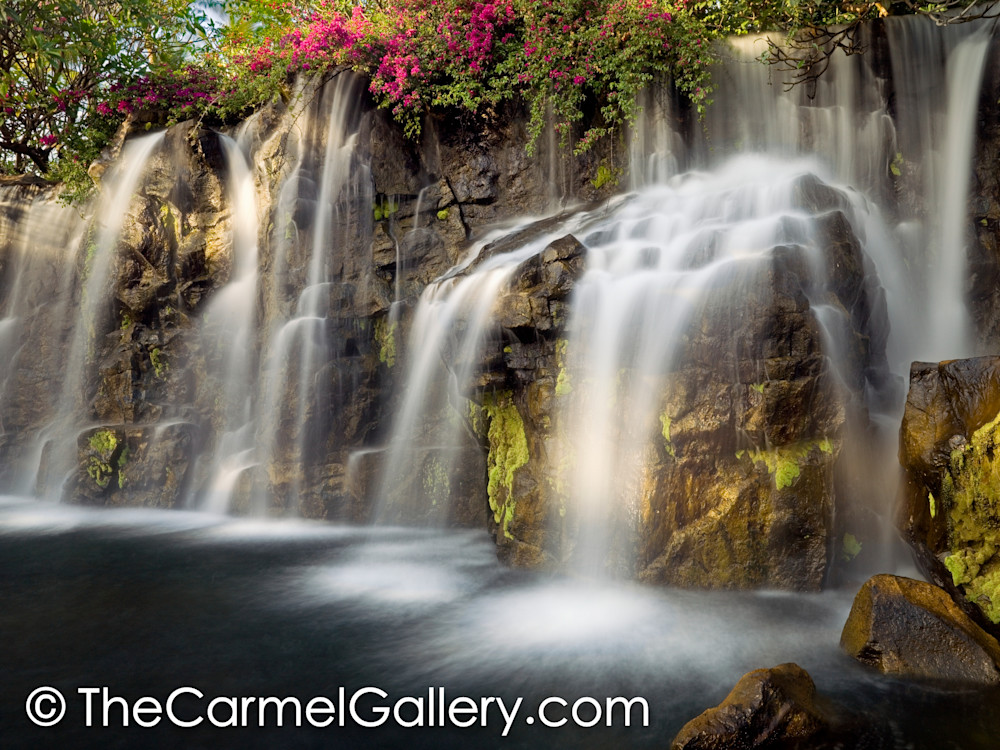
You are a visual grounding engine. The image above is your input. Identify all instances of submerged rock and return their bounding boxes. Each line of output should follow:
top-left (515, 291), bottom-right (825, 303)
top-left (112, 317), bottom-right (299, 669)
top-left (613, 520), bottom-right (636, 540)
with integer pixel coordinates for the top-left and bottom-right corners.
top-left (899, 357), bottom-right (1000, 632)
top-left (670, 663), bottom-right (828, 749)
top-left (840, 574), bottom-right (1000, 684)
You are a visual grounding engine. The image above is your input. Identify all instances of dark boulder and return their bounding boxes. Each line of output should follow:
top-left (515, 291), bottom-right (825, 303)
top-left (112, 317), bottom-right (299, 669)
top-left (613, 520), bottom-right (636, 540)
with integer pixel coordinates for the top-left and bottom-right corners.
top-left (840, 574), bottom-right (1000, 684)
top-left (670, 663), bottom-right (828, 750)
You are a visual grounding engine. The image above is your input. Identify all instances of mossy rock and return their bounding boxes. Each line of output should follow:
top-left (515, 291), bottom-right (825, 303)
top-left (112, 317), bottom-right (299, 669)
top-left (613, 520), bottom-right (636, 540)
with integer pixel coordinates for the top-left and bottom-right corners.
top-left (899, 357), bottom-right (1000, 632)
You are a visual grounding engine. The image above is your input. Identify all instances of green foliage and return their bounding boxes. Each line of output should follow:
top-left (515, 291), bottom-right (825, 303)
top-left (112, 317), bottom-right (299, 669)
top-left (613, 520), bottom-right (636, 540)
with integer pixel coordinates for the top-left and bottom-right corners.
top-left (0, 0), bottom-right (206, 174)
top-left (7, 0), bottom-right (992, 183)
top-left (590, 164), bottom-right (621, 190)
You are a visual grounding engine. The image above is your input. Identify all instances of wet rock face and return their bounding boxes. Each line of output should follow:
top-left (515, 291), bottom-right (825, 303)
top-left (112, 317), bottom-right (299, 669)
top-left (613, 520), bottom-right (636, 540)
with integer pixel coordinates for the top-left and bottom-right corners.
top-left (841, 574), bottom-right (1000, 684)
top-left (899, 357), bottom-right (1000, 632)
top-left (468, 182), bottom-right (890, 589)
top-left (37, 73), bottom-right (886, 592)
top-left (62, 74), bottom-right (613, 523)
top-left (670, 663), bottom-right (828, 750)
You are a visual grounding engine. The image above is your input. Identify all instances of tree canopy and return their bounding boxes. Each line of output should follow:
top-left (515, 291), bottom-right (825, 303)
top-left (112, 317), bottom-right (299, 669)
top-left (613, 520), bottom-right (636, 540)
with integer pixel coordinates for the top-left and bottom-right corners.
top-left (0, 0), bottom-right (994, 193)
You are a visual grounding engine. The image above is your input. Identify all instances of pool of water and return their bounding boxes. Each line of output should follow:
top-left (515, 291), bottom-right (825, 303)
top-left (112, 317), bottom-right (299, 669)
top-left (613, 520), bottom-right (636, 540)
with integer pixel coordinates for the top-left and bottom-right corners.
top-left (1, 497), bottom-right (997, 749)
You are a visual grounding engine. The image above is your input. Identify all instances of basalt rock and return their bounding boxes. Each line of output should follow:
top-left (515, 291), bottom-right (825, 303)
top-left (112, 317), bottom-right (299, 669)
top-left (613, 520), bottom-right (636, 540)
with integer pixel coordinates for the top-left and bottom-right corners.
top-left (840, 574), bottom-right (1000, 683)
top-left (899, 357), bottom-right (1000, 633)
top-left (465, 184), bottom-right (890, 588)
top-left (670, 663), bottom-right (830, 750)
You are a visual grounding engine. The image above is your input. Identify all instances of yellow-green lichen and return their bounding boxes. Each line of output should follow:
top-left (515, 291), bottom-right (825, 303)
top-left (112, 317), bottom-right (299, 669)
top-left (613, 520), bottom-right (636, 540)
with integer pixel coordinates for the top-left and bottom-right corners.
top-left (373, 196), bottom-right (399, 222)
top-left (939, 411), bottom-right (1000, 623)
top-left (841, 532), bottom-right (862, 562)
top-left (660, 412), bottom-right (675, 458)
top-left (483, 392), bottom-right (529, 540)
top-left (554, 338), bottom-right (572, 396)
top-left (422, 455), bottom-right (450, 508)
top-left (746, 438), bottom-right (834, 490)
top-left (750, 382), bottom-right (765, 394)
top-left (149, 348), bottom-right (168, 379)
top-left (86, 430), bottom-right (119, 489)
top-left (929, 491), bottom-right (937, 519)
top-left (436, 208), bottom-right (449, 221)
top-left (375, 317), bottom-right (397, 368)
top-left (467, 400), bottom-right (486, 439)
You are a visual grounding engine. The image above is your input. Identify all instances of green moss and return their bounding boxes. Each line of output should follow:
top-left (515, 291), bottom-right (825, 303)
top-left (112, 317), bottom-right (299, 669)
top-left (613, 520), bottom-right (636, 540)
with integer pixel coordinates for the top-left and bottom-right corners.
top-left (929, 491), bottom-right (937, 519)
top-left (87, 429), bottom-right (119, 489)
top-left (116, 445), bottom-right (130, 489)
top-left (89, 429), bottom-right (118, 456)
top-left (87, 458), bottom-right (113, 488)
top-left (939, 410), bottom-right (1000, 623)
top-left (149, 348), bottom-right (168, 379)
top-left (841, 532), bottom-right (862, 561)
top-left (554, 338), bottom-right (572, 396)
top-left (467, 400), bottom-right (486, 438)
top-left (660, 412), bottom-right (675, 458)
top-left (159, 203), bottom-right (176, 238)
top-left (483, 391), bottom-right (529, 541)
top-left (373, 196), bottom-right (400, 222)
top-left (436, 208), bottom-right (449, 221)
top-left (889, 151), bottom-right (903, 178)
top-left (375, 317), bottom-right (397, 368)
top-left (422, 455), bottom-right (450, 507)
top-left (746, 438), bottom-right (833, 490)
top-left (750, 382), bottom-right (765, 394)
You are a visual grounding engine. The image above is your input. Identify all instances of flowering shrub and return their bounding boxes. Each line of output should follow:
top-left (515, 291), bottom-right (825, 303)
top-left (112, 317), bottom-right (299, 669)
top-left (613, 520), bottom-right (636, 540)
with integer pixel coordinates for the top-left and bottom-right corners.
top-left (209, 0), bottom-right (715, 150)
top-left (8, 0), bottom-right (963, 191)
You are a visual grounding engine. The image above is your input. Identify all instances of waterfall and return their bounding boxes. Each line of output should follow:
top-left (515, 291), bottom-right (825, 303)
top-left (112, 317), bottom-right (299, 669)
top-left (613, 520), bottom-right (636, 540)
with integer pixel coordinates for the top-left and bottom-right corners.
top-left (197, 133), bottom-right (261, 513)
top-left (0, 16), bottom-right (992, 586)
top-left (374, 14), bottom-right (995, 578)
top-left (6, 133), bottom-right (165, 498)
top-left (219, 73), bottom-right (372, 515)
top-left (0, 180), bottom-right (86, 490)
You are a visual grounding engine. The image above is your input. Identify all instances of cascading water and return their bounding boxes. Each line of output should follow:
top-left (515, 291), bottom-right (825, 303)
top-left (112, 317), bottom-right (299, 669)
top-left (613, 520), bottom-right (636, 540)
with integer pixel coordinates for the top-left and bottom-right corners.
top-left (886, 19), bottom-right (993, 361)
top-left (204, 73), bottom-right (372, 515)
top-left (4, 133), bottom-right (165, 498)
top-left (0, 180), bottom-right (86, 490)
top-left (375, 14), bottom-right (995, 581)
top-left (196, 133), bottom-right (261, 513)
